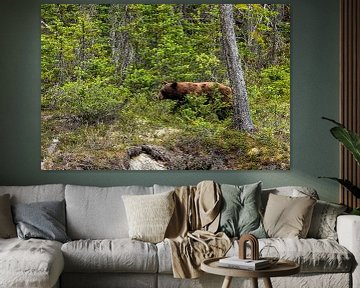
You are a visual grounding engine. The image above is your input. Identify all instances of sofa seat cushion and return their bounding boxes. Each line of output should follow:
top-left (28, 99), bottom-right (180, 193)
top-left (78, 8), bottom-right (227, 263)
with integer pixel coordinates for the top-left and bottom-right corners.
top-left (61, 239), bottom-right (158, 273)
top-left (230, 238), bottom-right (354, 273)
top-left (260, 238), bottom-right (353, 272)
top-left (157, 238), bottom-right (354, 274)
top-left (0, 238), bottom-right (64, 288)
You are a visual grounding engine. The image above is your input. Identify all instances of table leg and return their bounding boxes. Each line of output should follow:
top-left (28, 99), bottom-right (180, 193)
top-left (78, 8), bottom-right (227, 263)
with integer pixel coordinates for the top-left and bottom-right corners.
top-left (251, 278), bottom-right (258, 288)
top-left (221, 276), bottom-right (233, 288)
top-left (263, 277), bottom-right (273, 288)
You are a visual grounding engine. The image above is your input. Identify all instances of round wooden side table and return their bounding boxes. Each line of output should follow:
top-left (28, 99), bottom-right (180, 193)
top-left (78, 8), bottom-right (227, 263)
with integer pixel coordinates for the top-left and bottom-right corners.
top-left (201, 257), bottom-right (300, 288)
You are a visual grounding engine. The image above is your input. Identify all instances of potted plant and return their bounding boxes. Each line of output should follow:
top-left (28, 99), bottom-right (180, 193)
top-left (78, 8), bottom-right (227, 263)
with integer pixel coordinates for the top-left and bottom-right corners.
top-left (320, 117), bottom-right (360, 215)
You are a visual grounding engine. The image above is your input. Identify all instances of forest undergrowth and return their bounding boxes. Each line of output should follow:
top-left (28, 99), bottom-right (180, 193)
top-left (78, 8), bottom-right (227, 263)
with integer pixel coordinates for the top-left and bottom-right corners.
top-left (41, 68), bottom-right (290, 170)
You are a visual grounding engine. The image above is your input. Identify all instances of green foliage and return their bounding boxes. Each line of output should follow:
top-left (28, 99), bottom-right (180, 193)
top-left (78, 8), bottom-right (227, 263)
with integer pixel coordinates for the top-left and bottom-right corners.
top-left (260, 65), bottom-right (290, 98)
top-left (56, 80), bottom-right (129, 124)
top-left (178, 94), bottom-right (215, 122)
top-left (175, 92), bottom-right (232, 123)
top-left (234, 4), bottom-right (290, 70)
top-left (41, 4), bottom-right (115, 93)
top-left (351, 208), bottom-right (360, 215)
top-left (323, 117), bottom-right (360, 165)
top-left (248, 64), bottom-right (290, 141)
top-left (122, 68), bottom-right (158, 93)
top-left (320, 117), bottom-right (360, 199)
top-left (121, 4), bottom-right (225, 85)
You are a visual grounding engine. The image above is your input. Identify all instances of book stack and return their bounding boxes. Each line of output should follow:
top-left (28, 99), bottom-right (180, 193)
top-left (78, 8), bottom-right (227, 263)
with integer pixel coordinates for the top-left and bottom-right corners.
top-left (218, 257), bottom-right (271, 270)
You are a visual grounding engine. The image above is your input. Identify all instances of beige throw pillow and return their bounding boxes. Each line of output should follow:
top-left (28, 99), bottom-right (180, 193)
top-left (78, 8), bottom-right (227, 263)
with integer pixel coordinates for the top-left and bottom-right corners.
top-left (0, 194), bottom-right (17, 238)
top-left (263, 193), bottom-right (316, 238)
top-left (122, 191), bottom-right (175, 243)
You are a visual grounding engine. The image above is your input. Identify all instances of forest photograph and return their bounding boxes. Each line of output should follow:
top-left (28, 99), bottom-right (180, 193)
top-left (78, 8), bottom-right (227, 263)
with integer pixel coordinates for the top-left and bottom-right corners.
top-left (41, 4), bottom-right (291, 170)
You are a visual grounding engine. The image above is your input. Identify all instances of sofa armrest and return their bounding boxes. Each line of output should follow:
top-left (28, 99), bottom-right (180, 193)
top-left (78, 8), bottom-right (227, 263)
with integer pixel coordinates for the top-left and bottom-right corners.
top-left (337, 215), bottom-right (360, 288)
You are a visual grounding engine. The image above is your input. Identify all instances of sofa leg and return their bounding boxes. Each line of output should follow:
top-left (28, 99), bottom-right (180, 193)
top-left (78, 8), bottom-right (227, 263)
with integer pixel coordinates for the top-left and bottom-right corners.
top-left (221, 276), bottom-right (232, 288)
top-left (263, 277), bottom-right (273, 288)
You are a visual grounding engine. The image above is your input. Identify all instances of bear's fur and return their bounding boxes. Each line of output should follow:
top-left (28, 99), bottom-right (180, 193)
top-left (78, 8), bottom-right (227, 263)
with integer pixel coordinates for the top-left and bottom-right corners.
top-left (158, 82), bottom-right (232, 104)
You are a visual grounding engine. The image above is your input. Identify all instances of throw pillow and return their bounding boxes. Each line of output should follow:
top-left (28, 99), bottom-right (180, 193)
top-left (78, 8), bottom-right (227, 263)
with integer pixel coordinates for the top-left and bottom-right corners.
top-left (12, 200), bottom-right (70, 243)
top-left (263, 193), bottom-right (316, 238)
top-left (218, 182), bottom-right (266, 238)
top-left (122, 190), bottom-right (175, 243)
top-left (261, 186), bottom-right (319, 214)
top-left (307, 200), bottom-right (347, 240)
top-left (0, 194), bottom-right (17, 238)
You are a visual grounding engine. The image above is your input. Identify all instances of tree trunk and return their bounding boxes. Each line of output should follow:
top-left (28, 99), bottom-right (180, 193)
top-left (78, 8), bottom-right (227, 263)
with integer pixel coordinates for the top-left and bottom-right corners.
top-left (270, 4), bottom-right (281, 65)
top-left (109, 4), bottom-right (134, 83)
top-left (220, 4), bottom-right (254, 132)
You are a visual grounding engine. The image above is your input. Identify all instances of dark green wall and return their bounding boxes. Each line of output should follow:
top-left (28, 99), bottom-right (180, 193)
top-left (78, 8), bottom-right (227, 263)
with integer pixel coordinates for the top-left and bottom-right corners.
top-left (0, 0), bottom-right (340, 202)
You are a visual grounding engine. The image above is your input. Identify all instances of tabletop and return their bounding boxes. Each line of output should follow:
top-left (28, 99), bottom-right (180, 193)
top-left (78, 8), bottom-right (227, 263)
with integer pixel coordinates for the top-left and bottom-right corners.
top-left (201, 257), bottom-right (300, 279)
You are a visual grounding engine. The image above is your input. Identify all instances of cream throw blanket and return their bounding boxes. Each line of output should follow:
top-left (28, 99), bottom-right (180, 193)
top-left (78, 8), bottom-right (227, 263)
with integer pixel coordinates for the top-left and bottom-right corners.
top-left (165, 181), bottom-right (231, 278)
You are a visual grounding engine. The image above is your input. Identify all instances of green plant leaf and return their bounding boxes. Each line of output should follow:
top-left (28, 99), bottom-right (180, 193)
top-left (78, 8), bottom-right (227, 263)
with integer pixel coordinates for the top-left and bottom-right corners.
top-left (322, 117), bottom-right (360, 165)
top-left (351, 208), bottom-right (360, 215)
top-left (319, 176), bottom-right (360, 198)
top-left (321, 116), bottom-right (344, 127)
top-left (330, 127), bottom-right (360, 165)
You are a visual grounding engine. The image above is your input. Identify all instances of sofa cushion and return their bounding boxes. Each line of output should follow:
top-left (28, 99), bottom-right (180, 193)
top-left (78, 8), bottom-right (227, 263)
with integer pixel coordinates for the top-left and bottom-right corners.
top-left (0, 238), bottom-right (64, 288)
top-left (61, 239), bottom-right (158, 273)
top-left (12, 200), bottom-right (70, 243)
top-left (153, 184), bottom-right (176, 194)
top-left (158, 237), bottom-right (353, 274)
top-left (261, 186), bottom-right (319, 213)
top-left (65, 185), bottom-right (153, 239)
top-left (231, 238), bottom-right (353, 273)
top-left (263, 193), bottom-right (316, 238)
top-left (122, 191), bottom-right (175, 243)
top-left (0, 194), bottom-right (16, 238)
top-left (261, 238), bottom-right (354, 273)
top-left (218, 182), bottom-right (266, 238)
top-left (61, 273), bottom-right (157, 288)
top-left (307, 200), bottom-right (347, 240)
top-left (156, 240), bottom-right (173, 274)
top-left (0, 184), bottom-right (65, 204)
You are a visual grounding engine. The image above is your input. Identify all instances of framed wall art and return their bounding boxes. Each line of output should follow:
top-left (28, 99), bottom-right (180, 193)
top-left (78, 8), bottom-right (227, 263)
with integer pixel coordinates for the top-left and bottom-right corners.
top-left (41, 4), bottom-right (290, 170)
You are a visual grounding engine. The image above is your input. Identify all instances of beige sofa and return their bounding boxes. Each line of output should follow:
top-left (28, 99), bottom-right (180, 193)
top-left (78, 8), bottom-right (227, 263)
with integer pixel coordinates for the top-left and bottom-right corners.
top-left (0, 184), bottom-right (358, 288)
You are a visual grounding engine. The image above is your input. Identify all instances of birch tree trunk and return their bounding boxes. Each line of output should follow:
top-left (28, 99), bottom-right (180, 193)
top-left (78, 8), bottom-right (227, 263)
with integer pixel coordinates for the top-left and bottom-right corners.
top-left (220, 4), bottom-right (254, 132)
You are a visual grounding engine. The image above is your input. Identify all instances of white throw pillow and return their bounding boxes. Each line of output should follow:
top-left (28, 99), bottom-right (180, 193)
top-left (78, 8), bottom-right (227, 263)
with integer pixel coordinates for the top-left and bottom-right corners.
top-left (122, 191), bottom-right (175, 243)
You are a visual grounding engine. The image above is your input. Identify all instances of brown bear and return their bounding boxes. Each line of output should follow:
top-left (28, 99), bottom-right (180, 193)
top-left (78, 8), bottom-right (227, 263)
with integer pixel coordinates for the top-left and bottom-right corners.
top-left (158, 81), bottom-right (232, 120)
top-left (158, 81), bottom-right (232, 104)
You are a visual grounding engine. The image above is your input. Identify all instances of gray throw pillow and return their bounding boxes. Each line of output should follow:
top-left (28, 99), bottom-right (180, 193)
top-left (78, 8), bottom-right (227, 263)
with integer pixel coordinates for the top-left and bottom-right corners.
top-left (12, 200), bottom-right (70, 243)
top-left (218, 182), bottom-right (266, 238)
top-left (307, 200), bottom-right (347, 240)
top-left (0, 194), bottom-right (17, 238)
